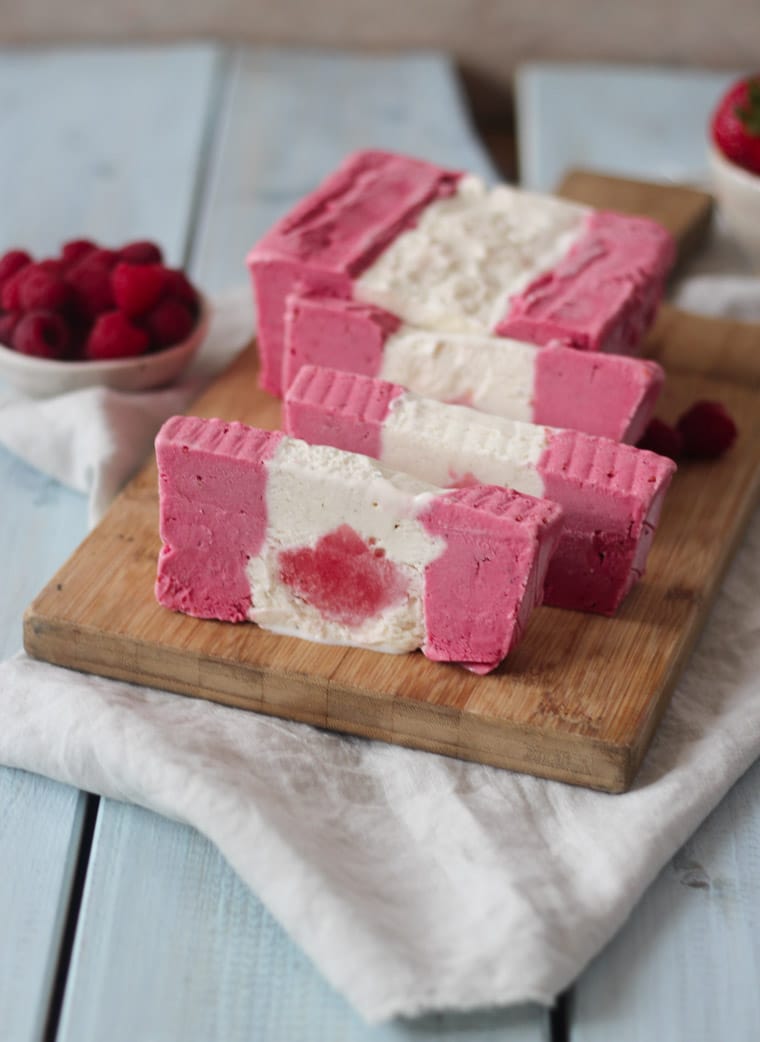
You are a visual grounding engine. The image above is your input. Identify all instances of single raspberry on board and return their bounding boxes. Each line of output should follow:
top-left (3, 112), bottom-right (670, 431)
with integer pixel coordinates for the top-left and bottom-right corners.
top-left (86, 311), bottom-right (149, 360)
top-left (637, 419), bottom-right (683, 461)
top-left (676, 401), bottom-right (738, 459)
top-left (143, 297), bottom-right (195, 348)
top-left (711, 75), bottom-right (760, 176)
top-left (13, 310), bottom-right (72, 360)
top-left (18, 263), bottom-right (73, 313)
top-left (0, 249), bottom-right (32, 285)
top-left (111, 262), bottom-right (168, 318)
top-left (119, 240), bottom-right (163, 265)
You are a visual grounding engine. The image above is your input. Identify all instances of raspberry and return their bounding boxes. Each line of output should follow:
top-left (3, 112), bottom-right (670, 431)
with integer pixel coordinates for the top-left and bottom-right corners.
top-left (18, 263), bottom-right (73, 313)
top-left (86, 311), bottom-right (149, 360)
top-left (37, 258), bottom-right (66, 276)
top-left (112, 262), bottom-right (168, 317)
top-left (0, 249), bottom-right (32, 285)
top-left (677, 401), bottom-right (738, 459)
top-left (0, 311), bottom-right (21, 345)
top-left (13, 311), bottom-right (71, 360)
top-left (66, 255), bottom-right (116, 320)
top-left (85, 248), bottom-right (118, 270)
top-left (119, 240), bottom-right (163, 265)
top-left (61, 239), bottom-right (97, 266)
top-left (163, 268), bottom-right (199, 312)
top-left (143, 297), bottom-right (195, 348)
top-left (2, 268), bottom-right (28, 311)
top-left (637, 419), bottom-right (684, 461)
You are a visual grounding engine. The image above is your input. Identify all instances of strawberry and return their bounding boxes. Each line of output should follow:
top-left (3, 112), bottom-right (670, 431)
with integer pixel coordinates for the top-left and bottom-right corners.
top-left (711, 75), bottom-right (760, 176)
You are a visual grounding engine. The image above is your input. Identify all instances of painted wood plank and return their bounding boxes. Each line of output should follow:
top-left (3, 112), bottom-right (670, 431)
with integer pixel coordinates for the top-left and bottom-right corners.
top-left (516, 63), bottom-right (741, 193)
top-left (515, 63), bottom-right (760, 1041)
top-left (58, 800), bottom-right (548, 1042)
top-left (190, 46), bottom-right (497, 294)
top-left (0, 43), bottom-right (221, 262)
top-left (570, 755), bottom-right (760, 1042)
top-left (0, 44), bottom-right (220, 1041)
top-left (0, 451), bottom-right (88, 1042)
top-left (56, 48), bottom-right (550, 1040)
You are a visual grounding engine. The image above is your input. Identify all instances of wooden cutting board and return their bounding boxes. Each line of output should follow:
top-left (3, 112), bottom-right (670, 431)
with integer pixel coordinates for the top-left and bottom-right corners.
top-left (23, 173), bottom-right (760, 793)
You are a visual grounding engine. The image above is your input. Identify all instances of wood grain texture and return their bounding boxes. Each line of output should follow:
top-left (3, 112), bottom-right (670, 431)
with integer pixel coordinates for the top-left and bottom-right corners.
top-left (58, 800), bottom-right (549, 1042)
top-left (23, 279), bottom-right (760, 792)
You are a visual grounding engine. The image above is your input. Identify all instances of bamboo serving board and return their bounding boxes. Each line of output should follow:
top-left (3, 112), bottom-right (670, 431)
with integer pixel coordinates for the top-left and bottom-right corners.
top-left (23, 173), bottom-right (760, 793)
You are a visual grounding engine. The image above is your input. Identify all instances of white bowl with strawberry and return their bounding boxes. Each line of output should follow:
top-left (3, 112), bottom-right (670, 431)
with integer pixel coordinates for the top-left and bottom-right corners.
top-left (0, 239), bottom-right (208, 396)
top-left (709, 74), bottom-right (760, 269)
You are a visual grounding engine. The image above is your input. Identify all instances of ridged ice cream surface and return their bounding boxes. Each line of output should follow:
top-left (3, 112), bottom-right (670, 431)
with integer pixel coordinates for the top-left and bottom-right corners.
top-left (355, 175), bottom-right (588, 333)
top-left (246, 437), bottom-right (446, 652)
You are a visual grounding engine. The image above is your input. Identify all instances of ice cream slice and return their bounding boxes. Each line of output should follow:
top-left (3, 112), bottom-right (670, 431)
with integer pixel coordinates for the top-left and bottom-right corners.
top-left (282, 294), bottom-right (665, 444)
top-left (247, 149), bottom-right (675, 395)
top-left (155, 416), bottom-right (563, 672)
top-left (284, 366), bottom-right (677, 615)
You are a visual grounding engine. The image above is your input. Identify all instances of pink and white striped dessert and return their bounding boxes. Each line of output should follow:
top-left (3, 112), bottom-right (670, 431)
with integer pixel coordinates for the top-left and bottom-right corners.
top-left (247, 149), bottom-right (676, 396)
top-left (155, 415), bottom-right (563, 672)
top-left (282, 295), bottom-right (665, 443)
top-left (284, 366), bottom-right (677, 615)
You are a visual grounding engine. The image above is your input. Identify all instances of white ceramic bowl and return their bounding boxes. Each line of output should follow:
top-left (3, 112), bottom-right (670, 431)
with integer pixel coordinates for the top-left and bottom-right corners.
top-left (0, 297), bottom-right (210, 397)
top-left (708, 143), bottom-right (760, 270)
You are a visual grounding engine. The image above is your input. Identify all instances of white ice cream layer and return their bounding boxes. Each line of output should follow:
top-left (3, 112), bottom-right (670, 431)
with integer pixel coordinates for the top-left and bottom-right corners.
top-left (381, 394), bottom-right (551, 498)
top-left (246, 438), bottom-right (445, 652)
top-left (379, 326), bottom-right (537, 421)
top-left (355, 175), bottom-right (588, 333)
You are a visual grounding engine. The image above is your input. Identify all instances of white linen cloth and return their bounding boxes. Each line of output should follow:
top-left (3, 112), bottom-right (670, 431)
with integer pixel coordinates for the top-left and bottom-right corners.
top-left (1, 279), bottom-right (759, 1022)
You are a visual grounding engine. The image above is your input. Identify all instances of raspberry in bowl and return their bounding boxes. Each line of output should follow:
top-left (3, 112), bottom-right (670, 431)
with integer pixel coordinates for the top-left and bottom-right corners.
top-left (0, 239), bottom-right (209, 396)
top-left (709, 75), bottom-right (760, 269)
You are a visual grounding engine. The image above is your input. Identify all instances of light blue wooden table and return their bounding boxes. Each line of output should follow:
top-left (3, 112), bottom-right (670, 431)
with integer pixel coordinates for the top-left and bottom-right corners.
top-left (1, 48), bottom-right (758, 1042)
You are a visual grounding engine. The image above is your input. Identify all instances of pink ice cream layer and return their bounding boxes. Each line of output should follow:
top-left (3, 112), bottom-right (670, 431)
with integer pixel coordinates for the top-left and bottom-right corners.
top-left (246, 150), bottom-right (461, 395)
top-left (283, 294), bottom-right (664, 444)
top-left (155, 416), bottom-right (284, 622)
top-left (247, 149), bottom-right (676, 396)
top-left (496, 210), bottom-right (676, 354)
top-left (419, 486), bottom-right (562, 672)
top-left (285, 366), bottom-right (677, 615)
top-left (155, 415), bottom-right (562, 671)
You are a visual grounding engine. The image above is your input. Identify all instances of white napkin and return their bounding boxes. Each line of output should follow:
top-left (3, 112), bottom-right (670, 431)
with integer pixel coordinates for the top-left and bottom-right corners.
top-left (1, 279), bottom-right (759, 1023)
